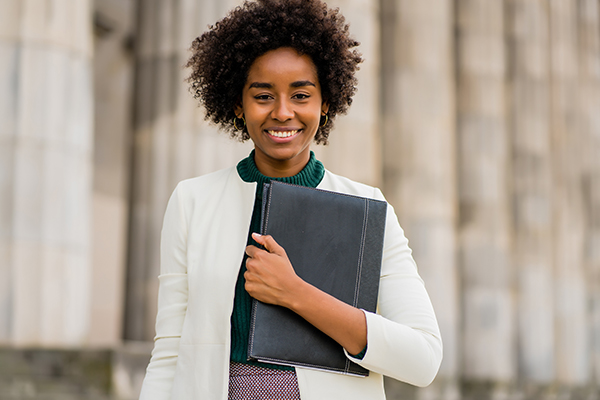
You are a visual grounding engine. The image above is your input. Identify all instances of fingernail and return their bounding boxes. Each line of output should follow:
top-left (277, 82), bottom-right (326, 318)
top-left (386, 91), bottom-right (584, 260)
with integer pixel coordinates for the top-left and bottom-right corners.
top-left (252, 232), bottom-right (261, 238)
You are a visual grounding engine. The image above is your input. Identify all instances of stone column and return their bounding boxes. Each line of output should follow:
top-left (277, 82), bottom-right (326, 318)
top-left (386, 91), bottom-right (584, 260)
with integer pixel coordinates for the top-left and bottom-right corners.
top-left (0, 0), bottom-right (94, 345)
top-left (576, 0), bottom-right (600, 383)
top-left (456, 0), bottom-right (515, 385)
top-left (90, 0), bottom-right (136, 346)
top-left (549, 0), bottom-right (590, 385)
top-left (506, 0), bottom-right (555, 384)
top-left (313, 0), bottom-right (382, 187)
top-left (379, 1), bottom-right (458, 398)
top-left (125, 0), bottom-right (251, 341)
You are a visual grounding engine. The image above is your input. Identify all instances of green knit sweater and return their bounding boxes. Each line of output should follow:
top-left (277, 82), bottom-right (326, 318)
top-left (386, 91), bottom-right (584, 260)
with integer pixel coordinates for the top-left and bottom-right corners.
top-left (230, 150), bottom-right (325, 370)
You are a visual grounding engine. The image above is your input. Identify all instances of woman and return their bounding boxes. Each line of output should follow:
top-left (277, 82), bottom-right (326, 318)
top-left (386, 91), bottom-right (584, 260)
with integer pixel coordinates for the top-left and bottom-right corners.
top-left (139, 1), bottom-right (442, 399)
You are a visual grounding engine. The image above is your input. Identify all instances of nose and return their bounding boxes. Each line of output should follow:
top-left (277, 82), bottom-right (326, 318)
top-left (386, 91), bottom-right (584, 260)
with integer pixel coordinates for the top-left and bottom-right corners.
top-left (271, 98), bottom-right (294, 121)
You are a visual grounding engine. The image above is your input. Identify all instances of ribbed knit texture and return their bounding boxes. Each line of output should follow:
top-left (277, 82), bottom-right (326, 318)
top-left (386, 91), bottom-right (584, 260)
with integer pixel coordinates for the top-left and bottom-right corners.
top-left (231, 150), bottom-right (325, 370)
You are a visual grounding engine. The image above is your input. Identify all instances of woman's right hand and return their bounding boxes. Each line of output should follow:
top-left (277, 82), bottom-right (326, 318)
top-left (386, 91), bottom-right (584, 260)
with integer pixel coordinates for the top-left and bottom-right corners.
top-left (244, 233), bottom-right (303, 307)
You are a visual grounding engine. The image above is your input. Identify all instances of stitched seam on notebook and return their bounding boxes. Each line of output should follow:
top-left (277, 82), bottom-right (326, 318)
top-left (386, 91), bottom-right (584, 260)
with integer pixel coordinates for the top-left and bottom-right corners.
top-left (248, 300), bottom-right (259, 357)
top-left (271, 181), bottom-right (378, 202)
top-left (345, 356), bottom-right (351, 374)
top-left (353, 199), bottom-right (368, 309)
top-left (254, 356), bottom-right (364, 375)
top-left (263, 187), bottom-right (273, 235)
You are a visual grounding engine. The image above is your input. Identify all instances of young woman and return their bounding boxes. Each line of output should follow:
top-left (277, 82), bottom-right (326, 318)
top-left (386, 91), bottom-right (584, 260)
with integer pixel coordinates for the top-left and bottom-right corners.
top-left (139, 1), bottom-right (442, 399)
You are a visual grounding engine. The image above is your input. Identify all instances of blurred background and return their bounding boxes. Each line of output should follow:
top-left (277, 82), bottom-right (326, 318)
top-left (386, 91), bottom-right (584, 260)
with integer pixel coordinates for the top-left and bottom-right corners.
top-left (1, 0), bottom-right (599, 399)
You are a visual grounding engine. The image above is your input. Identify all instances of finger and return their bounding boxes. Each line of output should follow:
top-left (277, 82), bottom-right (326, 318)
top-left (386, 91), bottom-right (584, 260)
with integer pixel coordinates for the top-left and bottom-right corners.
top-left (251, 233), bottom-right (283, 255)
top-left (245, 244), bottom-right (261, 258)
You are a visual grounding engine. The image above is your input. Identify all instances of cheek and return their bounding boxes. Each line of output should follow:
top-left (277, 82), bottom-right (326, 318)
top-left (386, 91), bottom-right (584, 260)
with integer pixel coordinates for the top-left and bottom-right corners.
top-left (304, 109), bottom-right (323, 125)
top-left (246, 115), bottom-right (266, 131)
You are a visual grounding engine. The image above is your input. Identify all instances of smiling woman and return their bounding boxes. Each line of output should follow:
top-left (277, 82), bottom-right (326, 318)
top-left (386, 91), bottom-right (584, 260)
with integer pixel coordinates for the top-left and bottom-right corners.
top-left (138, 1), bottom-right (442, 400)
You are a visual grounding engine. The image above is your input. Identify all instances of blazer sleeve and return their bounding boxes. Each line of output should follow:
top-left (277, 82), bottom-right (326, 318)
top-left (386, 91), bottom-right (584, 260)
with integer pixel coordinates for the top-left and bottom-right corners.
top-left (345, 188), bottom-right (443, 387)
top-left (139, 183), bottom-right (190, 400)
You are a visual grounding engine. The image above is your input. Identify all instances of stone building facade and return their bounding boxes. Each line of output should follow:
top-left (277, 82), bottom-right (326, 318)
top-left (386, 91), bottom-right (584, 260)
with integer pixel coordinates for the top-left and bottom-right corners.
top-left (0, 0), bottom-right (599, 399)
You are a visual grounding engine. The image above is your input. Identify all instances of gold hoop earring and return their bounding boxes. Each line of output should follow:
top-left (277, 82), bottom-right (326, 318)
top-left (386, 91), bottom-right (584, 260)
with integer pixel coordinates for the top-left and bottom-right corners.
top-left (234, 116), bottom-right (246, 131)
top-left (320, 114), bottom-right (328, 127)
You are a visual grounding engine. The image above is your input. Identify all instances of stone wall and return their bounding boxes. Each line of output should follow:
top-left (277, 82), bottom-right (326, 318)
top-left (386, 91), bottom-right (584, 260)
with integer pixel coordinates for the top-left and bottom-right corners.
top-left (0, 345), bottom-right (152, 400)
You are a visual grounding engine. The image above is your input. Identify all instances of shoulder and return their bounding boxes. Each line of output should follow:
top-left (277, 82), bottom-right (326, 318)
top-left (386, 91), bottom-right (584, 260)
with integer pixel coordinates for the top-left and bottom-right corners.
top-left (319, 170), bottom-right (386, 201)
top-left (177, 166), bottom-right (238, 190)
top-left (173, 166), bottom-right (241, 199)
top-left (167, 166), bottom-right (256, 219)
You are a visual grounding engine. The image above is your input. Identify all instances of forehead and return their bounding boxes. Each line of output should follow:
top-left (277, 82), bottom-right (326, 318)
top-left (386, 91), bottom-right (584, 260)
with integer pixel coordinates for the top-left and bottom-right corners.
top-left (246, 47), bottom-right (319, 85)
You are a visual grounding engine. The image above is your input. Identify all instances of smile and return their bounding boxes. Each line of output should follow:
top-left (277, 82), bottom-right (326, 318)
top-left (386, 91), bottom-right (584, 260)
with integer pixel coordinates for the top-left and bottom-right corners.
top-left (266, 130), bottom-right (299, 138)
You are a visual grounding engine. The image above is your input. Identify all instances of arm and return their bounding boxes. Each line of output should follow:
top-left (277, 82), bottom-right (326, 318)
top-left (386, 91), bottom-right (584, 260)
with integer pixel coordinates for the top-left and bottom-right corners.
top-left (346, 200), bottom-right (442, 386)
top-left (139, 183), bottom-right (189, 400)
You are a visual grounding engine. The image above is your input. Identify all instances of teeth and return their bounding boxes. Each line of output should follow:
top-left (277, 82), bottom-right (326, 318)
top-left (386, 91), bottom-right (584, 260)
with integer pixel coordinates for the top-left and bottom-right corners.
top-left (267, 130), bottom-right (298, 138)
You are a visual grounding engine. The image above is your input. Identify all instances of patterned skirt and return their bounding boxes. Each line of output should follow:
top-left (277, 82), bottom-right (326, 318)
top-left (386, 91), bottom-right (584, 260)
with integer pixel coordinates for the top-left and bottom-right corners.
top-left (228, 362), bottom-right (301, 400)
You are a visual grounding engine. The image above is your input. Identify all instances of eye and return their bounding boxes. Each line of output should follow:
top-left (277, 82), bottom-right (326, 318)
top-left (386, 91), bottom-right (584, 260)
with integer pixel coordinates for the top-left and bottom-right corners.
top-left (254, 94), bottom-right (273, 101)
top-left (292, 93), bottom-right (310, 100)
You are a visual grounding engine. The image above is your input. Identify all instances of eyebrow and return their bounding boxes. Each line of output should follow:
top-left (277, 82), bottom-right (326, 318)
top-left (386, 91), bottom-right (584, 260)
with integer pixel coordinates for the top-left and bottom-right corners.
top-left (290, 80), bottom-right (316, 88)
top-left (248, 80), bottom-right (316, 89)
top-left (249, 82), bottom-right (272, 89)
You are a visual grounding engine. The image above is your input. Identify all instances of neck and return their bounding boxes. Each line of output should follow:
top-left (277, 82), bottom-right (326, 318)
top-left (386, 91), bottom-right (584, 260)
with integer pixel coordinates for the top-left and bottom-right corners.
top-left (253, 151), bottom-right (311, 178)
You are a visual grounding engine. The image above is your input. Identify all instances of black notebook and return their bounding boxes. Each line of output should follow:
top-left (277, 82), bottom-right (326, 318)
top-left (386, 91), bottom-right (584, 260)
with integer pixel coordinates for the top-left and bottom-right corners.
top-left (248, 181), bottom-right (387, 376)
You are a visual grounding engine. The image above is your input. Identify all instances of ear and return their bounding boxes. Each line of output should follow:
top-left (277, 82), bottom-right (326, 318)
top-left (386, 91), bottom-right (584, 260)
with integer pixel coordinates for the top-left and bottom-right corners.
top-left (321, 101), bottom-right (330, 116)
top-left (234, 102), bottom-right (244, 119)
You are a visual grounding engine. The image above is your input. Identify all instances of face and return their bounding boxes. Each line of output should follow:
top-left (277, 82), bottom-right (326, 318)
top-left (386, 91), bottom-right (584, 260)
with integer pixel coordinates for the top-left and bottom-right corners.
top-left (235, 47), bottom-right (329, 177)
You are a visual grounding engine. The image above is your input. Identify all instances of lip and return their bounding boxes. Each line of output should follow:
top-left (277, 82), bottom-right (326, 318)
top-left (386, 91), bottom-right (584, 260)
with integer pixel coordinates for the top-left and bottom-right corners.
top-left (264, 128), bottom-right (303, 143)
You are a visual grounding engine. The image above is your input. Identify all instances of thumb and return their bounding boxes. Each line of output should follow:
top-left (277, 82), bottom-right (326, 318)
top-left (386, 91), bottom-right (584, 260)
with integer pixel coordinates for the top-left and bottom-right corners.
top-left (252, 233), bottom-right (283, 255)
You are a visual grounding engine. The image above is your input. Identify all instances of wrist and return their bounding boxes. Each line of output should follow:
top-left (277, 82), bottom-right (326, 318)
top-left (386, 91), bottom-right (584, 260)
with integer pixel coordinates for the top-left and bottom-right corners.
top-left (281, 276), bottom-right (311, 311)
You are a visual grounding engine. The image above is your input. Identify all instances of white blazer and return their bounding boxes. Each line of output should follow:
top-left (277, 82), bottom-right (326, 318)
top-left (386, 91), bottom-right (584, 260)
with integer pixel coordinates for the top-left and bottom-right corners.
top-left (139, 166), bottom-right (442, 400)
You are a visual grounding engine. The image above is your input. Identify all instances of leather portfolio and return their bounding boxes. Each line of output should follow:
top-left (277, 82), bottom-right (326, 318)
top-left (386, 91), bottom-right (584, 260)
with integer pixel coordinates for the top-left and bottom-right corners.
top-left (248, 181), bottom-right (387, 376)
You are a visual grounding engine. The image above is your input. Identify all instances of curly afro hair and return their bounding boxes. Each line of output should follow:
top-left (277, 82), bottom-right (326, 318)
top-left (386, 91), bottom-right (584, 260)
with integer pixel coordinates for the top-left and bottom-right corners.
top-left (185, 0), bottom-right (362, 144)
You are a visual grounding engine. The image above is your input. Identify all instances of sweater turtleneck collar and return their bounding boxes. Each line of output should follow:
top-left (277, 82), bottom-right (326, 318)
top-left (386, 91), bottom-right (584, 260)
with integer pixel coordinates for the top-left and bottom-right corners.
top-left (236, 150), bottom-right (325, 193)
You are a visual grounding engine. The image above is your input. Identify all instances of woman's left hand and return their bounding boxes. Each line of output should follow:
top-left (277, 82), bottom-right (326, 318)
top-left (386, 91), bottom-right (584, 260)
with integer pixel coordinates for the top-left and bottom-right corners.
top-left (244, 233), bottom-right (302, 307)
